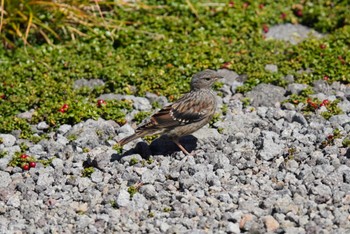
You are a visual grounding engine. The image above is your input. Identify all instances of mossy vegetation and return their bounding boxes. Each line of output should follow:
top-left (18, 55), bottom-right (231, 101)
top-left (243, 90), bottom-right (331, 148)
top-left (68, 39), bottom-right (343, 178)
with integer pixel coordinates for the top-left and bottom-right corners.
top-left (163, 207), bottom-right (172, 212)
top-left (321, 128), bottom-right (343, 148)
top-left (8, 152), bottom-right (37, 169)
top-left (112, 143), bottom-right (123, 154)
top-left (0, 1), bottom-right (349, 139)
top-left (143, 135), bottom-right (160, 144)
top-left (0, 151), bottom-right (7, 158)
top-left (81, 166), bottom-right (95, 177)
top-left (127, 185), bottom-right (138, 198)
top-left (129, 157), bottom-right (139, 166)
top-left (142, 157), bottom-right (155, 166)
top-left (38, 157), bottom-right (56, 167)
top-left (133, 111), bottom-right (152, 124)
top-left (342, 137), bottom-right (350, 148)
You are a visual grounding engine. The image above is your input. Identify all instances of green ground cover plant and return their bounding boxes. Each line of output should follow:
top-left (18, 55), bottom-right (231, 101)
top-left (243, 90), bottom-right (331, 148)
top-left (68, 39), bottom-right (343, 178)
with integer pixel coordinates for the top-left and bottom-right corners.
top-left (81, 166), bottom-right (95, 177)
top-left (0, 0), bottom-right (349, 139)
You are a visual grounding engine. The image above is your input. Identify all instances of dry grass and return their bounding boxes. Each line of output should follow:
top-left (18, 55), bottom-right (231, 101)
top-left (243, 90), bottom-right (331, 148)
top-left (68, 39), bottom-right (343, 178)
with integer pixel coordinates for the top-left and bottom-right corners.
top-left (0, 0), bottom-right (130, 47)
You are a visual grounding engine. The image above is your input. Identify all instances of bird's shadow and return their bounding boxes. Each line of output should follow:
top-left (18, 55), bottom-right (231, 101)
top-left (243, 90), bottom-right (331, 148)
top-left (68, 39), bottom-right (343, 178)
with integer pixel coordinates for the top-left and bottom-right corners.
top-left (110, 135), bottom-right (198, 162)
top-left (345, 148), bottom-right (350, 158)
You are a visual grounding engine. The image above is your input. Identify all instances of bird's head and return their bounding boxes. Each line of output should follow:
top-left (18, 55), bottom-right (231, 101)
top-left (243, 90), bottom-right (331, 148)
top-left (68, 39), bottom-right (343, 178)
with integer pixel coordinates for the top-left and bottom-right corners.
top-left (190, 69), bottom-right (223, 90)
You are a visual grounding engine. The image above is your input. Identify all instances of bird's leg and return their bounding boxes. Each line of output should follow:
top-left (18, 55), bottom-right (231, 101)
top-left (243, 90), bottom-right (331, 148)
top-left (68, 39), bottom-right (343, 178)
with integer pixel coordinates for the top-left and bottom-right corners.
top-left (173, 140), bottom-right (192, 156)
top-left (134, 182), bottom-right (144, 189)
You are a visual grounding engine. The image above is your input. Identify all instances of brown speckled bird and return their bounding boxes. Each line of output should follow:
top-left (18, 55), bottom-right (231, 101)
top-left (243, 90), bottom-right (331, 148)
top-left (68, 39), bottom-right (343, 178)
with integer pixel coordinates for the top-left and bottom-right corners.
top-left (118, 69), bottom-right (222, 155)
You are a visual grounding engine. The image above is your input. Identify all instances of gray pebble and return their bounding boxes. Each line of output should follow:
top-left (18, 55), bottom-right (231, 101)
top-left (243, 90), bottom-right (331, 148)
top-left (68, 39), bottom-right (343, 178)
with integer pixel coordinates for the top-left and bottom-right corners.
top-left (329, 114), bottom-right (350, 127)
top-left (287, 83), bottom-right (309, 95)
top-left (159, 222), bottom-right (170, 232)
top-left (77, 177), bottom-right (92, 192)
top-left (6, 192), bottom-right (21, 208)
top-left (89, 146), bottom-right (119, 169)
top-left (265, 23), bottom-right (324, 45)
top-left (145, 92), bottom-right (168, 107)
top-left (217, 69), bottom-right (239, 85)
top-left (132, 97), bottom-right (152, 111)
top-left (17, 109), bottom-right (35, 120)
top-left (37, 172), bottom-right (54, 187)
top-left (120, 154), bottom-right (142, 164)
top-left (265, 64), bottom-right (278, 73)
top-left (292, 113), bottom-right (308, 126)
top-left (284, 74), bottom-right (295, 83)
top-left (51, 158), bottom-right (64, 169)
top-left (29, 144), bottom-right (46, 156)
top-left (117, 190), bottom-right (130, 207)
top-left (0, 171), bottom-right (11, 188)
top-left (285, 160), bottom-right (299, 172)
top-left (57, 124), bottom-right (72, 134)
top-left (91, 170), bottom-right (103, 183)
top-left (141, 169), bottom-right (157, 184)
top-left (0, 134), bottom-right (16, 147)
top-left (0, 158), bottom-right (10, 171)
top-left (37, 121), bottom-right (50, 130)
top-left (117, 124), bottom-right (134, 136)
top-left (246, 84), bottom-right (286, 107)
top-left (139, 184), bottom-right (157, 199)
top-left (230, 81), bottom-right (244, 94)
top-left (259, 131), bottom-right (284, 161)
top-left (74, 78), bottom-right (105, 89)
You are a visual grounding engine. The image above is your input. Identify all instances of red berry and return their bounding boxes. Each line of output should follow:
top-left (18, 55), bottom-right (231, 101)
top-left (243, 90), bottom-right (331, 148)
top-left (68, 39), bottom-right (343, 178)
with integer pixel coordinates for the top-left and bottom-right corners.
top-left (307, 99), bottom-right (318, 109)
top-left (295, 9), bottom-right (303, 17)
top-left (323, 75), bottom-right (329, 81)
top-left (229, 1), bottom-right (234, 7)
top-left (97, 99), bottom-right (107, 107)
top-left (338, 56), bottom-right (345, 65)
top-left (29, 162), bottom-right (36, 168)
top-left (243, 2), bottom-right (249, 9)
top-left (59, 103), bottom-right (69, 113)
top-left (221, 62), bottom-right (232, 69)
top-left (259, 4), bottom-right (264, 9)
top-left (0, 94), bottom-right (5, 99)
top-left (263, 24), bottom-right (269, 33)
top-left (21, 163), bottom-right (30, 170)
top-left (280, 12), bottom-right (287, 20)
top-left (327, 135), bottom-right (334, 140)
top-left (20, 154), bottom-right (28, 159)
top-left (320, 100), bottom-right (330, 106)
top-left (59, 108), bottom-right (66, 113)
top-left (320, 44), bottom-right (326, 49)
top-left (310, 102), bottom-right (319, 109)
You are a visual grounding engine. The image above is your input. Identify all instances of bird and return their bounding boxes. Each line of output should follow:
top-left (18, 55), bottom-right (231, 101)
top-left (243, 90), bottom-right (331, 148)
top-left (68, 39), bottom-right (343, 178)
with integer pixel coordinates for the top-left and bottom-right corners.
top-left (118, 69), bottom-right (222, 155)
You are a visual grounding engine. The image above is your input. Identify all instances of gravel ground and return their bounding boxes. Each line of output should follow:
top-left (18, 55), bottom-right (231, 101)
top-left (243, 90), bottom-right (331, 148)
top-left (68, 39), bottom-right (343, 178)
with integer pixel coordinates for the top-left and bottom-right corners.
top-left (0, 24), bottom-right (350, 233)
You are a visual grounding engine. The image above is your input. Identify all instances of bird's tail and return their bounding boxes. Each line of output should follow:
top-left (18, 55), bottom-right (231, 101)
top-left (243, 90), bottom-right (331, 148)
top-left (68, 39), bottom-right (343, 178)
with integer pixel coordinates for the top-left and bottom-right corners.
top-left (118, 131), bottom-right (149, 146)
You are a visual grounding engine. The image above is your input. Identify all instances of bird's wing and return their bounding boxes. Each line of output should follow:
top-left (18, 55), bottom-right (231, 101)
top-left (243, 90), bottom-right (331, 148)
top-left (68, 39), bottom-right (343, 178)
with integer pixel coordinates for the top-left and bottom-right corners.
top-left (138, 92), bottom-right (214, 131)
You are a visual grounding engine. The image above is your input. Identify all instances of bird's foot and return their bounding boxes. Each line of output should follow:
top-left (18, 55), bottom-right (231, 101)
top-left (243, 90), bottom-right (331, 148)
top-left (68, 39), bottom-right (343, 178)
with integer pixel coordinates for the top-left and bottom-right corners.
top-left (173, 140), bottom-right (193, 156)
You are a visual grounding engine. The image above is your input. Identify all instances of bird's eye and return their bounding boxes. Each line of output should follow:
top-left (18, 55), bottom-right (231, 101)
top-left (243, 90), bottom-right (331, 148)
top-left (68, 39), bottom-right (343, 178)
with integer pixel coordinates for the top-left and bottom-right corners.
top-left (205, 77), bottom-right (211, 81)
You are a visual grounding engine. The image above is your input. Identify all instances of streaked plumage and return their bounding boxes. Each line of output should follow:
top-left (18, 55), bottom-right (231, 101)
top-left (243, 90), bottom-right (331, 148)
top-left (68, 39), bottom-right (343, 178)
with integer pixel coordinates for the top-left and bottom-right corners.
top-left (118, 69), bottom-right (222, 155)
